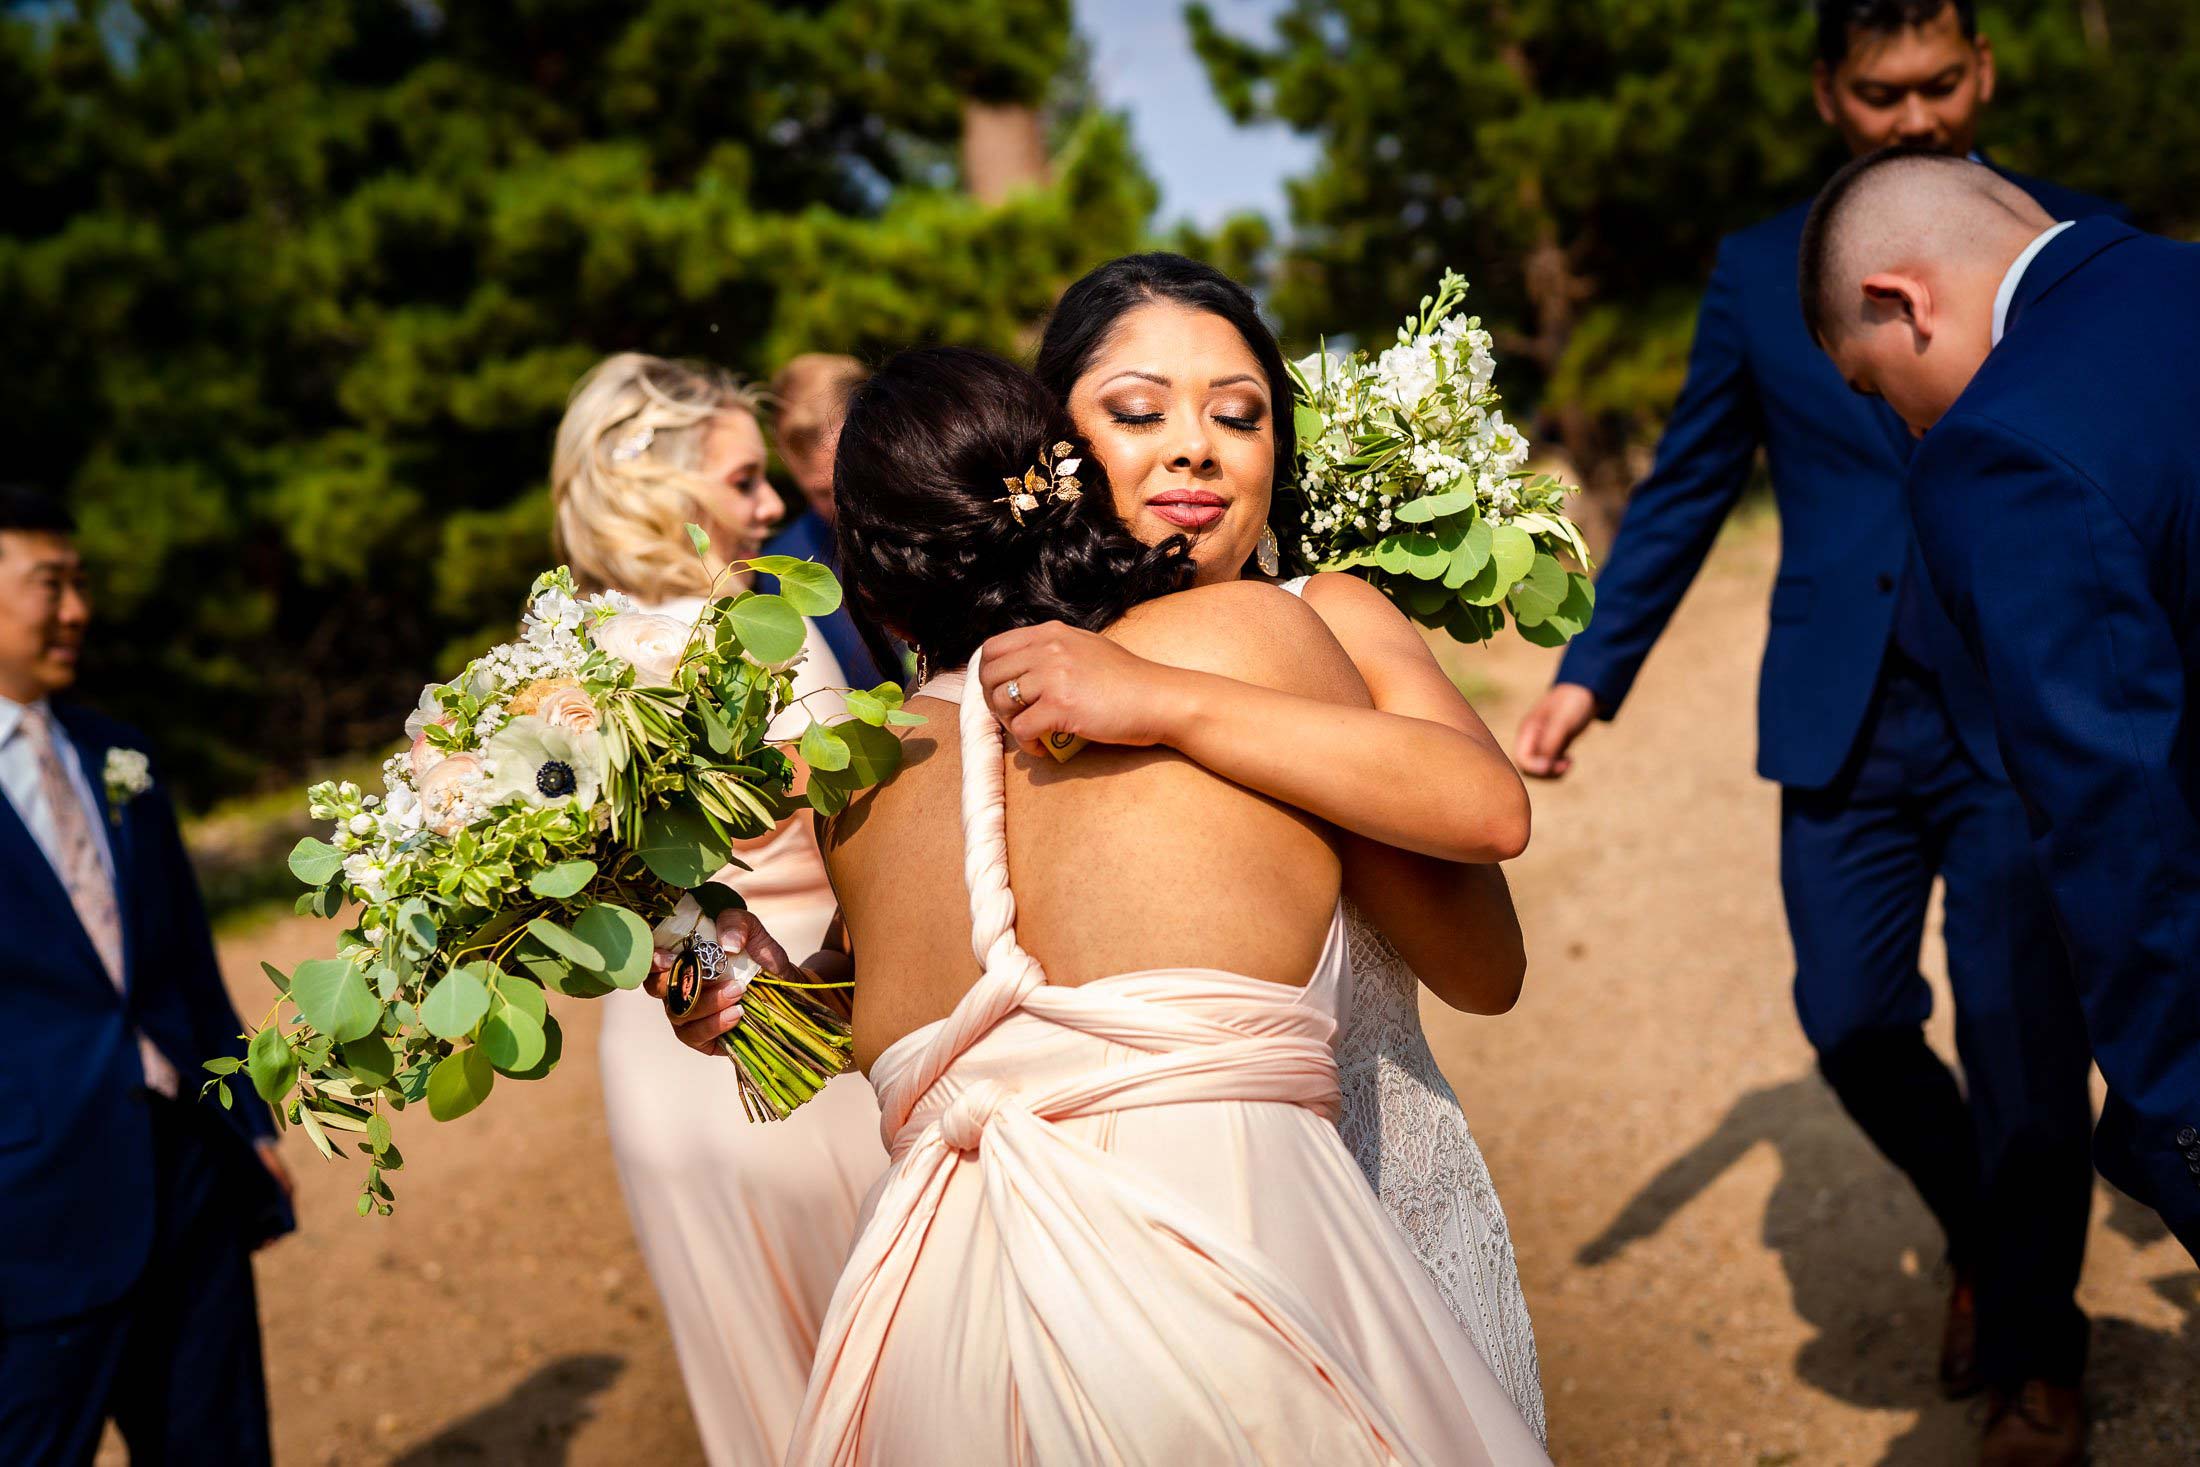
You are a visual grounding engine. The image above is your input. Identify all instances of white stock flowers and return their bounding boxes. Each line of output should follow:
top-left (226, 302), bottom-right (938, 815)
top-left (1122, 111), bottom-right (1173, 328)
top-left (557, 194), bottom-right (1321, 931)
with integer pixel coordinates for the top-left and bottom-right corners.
top-left (1288, 270), bottom-right (1596, 647)
top-left (207, 541), bottom-right (918, 1216)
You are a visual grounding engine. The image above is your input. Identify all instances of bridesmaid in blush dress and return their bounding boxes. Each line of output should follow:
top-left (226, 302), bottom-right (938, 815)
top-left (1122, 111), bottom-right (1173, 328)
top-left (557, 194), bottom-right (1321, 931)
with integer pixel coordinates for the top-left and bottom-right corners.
top-left (664, 349), bottom-right (1546, 1464)
top-left (549, 353), bottom-right (886, 1466)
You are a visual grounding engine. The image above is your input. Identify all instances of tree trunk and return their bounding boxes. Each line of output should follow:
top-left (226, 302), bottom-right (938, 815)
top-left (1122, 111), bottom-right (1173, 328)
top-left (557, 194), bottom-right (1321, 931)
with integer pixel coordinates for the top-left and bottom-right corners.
top-left (960, 101), bottom-right (1049, 204)
top-left (2080, 0), bottom-right (2112, 52)
top-left (1511, 185), bottom-right (1630, 554)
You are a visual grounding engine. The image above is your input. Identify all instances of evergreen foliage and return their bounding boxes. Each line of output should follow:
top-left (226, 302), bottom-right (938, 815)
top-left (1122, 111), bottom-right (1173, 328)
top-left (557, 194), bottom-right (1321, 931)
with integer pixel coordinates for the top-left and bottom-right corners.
top-left (2, 0), bottom-right (1152, 797)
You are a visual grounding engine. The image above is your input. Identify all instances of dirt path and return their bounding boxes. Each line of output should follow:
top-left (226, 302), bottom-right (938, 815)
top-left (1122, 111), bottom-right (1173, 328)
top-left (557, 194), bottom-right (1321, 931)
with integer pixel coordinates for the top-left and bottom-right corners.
top-left (210, 517), bottom-right (2195, 1466)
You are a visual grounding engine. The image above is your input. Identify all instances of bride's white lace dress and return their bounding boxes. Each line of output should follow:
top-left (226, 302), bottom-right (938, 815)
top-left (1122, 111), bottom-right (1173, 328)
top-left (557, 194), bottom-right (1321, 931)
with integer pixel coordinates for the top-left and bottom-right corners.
top-left (1335, 902), bottom-right (1547, 1442)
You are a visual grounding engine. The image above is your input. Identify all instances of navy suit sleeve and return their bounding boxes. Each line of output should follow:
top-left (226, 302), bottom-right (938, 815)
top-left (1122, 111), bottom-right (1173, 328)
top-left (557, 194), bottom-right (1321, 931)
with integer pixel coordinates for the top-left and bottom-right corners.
top-left (1556, 240), bottom-right (1765, 715)
top-left (1911, 416), bottom-right (2200, 1199)
top-left (143, 781), bottom-right (274, 1141)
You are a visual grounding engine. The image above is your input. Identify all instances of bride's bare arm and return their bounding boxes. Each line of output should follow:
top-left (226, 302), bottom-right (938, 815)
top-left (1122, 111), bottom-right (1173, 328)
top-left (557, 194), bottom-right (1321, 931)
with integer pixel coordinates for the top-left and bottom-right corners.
top-left (1340, 836), bottom-right (1525, 1015)
top-left (977, 571), bottom-right (1529, 863)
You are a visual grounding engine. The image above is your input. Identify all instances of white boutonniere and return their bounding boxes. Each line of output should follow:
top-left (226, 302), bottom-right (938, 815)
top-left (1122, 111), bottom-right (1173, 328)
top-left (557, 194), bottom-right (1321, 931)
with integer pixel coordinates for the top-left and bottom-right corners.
top-left (103, 748), bottom-right (153, 822)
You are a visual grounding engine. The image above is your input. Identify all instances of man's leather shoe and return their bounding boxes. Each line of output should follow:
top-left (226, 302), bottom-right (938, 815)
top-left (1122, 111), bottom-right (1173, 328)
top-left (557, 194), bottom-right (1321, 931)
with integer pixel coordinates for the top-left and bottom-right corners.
top-left (1940, 1270), bottom-right (1983, 1398)
top-left (1980, 1380), bottom-right (2085, 1467)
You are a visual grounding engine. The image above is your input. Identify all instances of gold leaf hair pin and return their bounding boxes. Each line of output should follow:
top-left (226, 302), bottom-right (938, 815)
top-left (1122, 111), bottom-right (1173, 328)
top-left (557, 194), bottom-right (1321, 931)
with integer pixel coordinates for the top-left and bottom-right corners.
top-left (999, 440), bottom-right (1084, 525)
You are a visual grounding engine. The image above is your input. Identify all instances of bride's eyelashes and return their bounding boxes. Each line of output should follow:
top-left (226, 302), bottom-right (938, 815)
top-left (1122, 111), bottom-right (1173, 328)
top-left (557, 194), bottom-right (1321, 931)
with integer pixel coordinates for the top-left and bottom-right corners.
top-left (1103, 410), bottom-right (1266, 433)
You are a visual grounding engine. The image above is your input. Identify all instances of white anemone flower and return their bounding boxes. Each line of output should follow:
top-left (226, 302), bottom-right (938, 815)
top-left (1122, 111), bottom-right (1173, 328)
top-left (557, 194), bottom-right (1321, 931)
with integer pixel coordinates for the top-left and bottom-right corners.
top-left (478, 716), bottom-right (608, 814)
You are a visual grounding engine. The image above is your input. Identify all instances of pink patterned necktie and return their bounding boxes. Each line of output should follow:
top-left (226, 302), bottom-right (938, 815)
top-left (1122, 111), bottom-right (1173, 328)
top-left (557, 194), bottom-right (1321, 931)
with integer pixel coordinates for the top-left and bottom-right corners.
top-left (18, 706), bottom-right (178, 1098)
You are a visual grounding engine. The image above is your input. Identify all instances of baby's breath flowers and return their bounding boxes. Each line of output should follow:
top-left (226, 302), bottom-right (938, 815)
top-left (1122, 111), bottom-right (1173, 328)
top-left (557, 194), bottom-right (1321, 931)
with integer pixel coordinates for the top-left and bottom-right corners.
top-left (208, 540), bottom-right (915, 1215)
top-left (1287, 271), bottom-right (1596, 647)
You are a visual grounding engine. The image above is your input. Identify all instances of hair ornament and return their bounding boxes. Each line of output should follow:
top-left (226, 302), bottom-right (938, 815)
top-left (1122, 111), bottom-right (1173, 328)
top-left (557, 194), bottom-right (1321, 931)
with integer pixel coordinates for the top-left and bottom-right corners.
top-left (609, 424), bottom-right (655, 463)
top-left (999, 440), bottom-right (1084, 525)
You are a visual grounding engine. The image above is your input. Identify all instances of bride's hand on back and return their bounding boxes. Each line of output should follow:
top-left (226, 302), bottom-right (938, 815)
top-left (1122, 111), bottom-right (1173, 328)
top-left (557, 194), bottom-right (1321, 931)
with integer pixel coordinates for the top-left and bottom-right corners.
top-left (977, 622), bottom-right (1188, 758)
top-left (645, 909), bottom-right (799, 1054)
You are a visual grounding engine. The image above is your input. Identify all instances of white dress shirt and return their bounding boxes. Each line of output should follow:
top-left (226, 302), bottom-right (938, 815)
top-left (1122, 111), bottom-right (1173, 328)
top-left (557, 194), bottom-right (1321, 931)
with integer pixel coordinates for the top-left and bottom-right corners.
top-left (0, 691), bottom-right (116, 882)
top-left (1993, 220), bottom-right (2076, 348)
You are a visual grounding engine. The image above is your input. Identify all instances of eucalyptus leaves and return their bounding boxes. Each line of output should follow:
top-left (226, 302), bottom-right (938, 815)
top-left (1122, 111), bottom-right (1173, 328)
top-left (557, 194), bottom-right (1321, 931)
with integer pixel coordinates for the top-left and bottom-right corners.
top-left (1289, 270), bottom-right (1596, 647)
top-left (207, 538), bottom-right (908, 1214)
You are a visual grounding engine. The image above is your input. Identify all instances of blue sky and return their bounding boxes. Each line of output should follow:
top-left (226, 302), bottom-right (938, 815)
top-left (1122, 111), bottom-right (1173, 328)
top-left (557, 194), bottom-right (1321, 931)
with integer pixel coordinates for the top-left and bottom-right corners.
top-left (1070, 0), bottom-right (1319, 229)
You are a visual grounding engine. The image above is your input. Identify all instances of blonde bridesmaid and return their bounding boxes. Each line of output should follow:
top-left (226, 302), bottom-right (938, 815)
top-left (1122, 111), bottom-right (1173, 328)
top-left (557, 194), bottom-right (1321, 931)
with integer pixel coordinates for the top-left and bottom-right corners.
top-left (549, 353), bottom-right (886, 1465)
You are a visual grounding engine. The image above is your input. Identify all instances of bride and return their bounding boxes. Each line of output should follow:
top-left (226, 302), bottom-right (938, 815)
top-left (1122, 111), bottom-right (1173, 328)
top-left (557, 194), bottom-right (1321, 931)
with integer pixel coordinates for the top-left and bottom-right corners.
top-left (673, 345), bottom-right (1546, 1463)
top-left (1006, 253), bottom-right (1545, 1432)
top-left (673, 255), bottom-right (1547, 1438)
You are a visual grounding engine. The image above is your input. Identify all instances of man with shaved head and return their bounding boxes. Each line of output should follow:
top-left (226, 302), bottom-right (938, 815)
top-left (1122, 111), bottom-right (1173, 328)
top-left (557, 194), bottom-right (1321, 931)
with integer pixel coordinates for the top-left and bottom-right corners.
top-left (1806, 150), bottom-right (2200, 1285)
top-left (1516, 11), bottom-right (2118, 1459)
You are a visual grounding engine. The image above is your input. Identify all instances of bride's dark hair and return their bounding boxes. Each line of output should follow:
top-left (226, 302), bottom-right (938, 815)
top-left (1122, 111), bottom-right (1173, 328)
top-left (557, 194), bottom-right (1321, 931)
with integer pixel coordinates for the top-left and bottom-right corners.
top-left (833, 346), bottom-right (1194, 673)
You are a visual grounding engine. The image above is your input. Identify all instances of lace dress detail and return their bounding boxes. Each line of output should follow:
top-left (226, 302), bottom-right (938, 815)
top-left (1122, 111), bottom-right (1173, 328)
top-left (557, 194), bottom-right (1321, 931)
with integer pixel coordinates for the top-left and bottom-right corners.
top-left (1335, 901), bottom-right (1547, 1443)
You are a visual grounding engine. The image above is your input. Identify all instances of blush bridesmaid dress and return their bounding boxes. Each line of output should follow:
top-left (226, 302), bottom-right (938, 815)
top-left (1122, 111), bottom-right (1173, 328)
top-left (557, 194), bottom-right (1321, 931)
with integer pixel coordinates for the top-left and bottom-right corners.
top-left (785, 658), bottom-right (1548, 1466)
top-left (597, 597), bottom-right (887, 1466)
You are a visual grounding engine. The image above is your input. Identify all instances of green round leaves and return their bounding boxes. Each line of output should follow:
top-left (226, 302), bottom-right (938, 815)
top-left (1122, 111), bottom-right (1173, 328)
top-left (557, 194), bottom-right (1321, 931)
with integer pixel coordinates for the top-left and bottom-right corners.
top-left (480, 1004), bottom-right (546, 1074)
top-left (728, 593), bottom-right (805, 665)
top-left (741, 556), bottom-right (844, 617)
top-left (636, 803), bottom-right (733, 887)
top-left (799, 720), bottom-right (851, 773)
top-left (1506, 552), bottom-right (1569, 627)
top-left (1444, 519), bottom-right (1493, 589)
top-left (426, 1046), bottom-right (494, 1122)
top-left (290, 957), bottom-right (384, 1044)
top-left (527, 858), bottom-right (597, 900)
top-left (246, 1026), bottom-right (298, 1106)
top-left (571, 903), bottom-right (652, 988)
top-left (419, 964), bottom-right (492, 1040)
top-left (287, 836), bottom-right (343, 886)
top-left (1488, 523), bottom-right (1534, 588)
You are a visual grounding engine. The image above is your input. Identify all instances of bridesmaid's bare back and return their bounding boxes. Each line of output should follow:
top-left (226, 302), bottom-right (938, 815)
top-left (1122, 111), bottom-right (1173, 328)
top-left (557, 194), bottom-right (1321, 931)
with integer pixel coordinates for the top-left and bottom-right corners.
top-left (828, 580), bottom-right (1372, 1072)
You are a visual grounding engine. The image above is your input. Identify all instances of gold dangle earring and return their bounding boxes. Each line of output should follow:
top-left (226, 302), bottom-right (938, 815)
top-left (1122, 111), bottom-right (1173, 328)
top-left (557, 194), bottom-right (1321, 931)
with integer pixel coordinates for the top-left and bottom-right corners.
top-left (1255, 525), bottom-right (1283, 578)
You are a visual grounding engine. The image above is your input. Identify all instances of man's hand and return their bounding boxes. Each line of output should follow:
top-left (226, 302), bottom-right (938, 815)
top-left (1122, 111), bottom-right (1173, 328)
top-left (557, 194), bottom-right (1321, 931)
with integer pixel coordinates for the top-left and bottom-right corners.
top-left (1513, 682), bottom-right (1600, 779)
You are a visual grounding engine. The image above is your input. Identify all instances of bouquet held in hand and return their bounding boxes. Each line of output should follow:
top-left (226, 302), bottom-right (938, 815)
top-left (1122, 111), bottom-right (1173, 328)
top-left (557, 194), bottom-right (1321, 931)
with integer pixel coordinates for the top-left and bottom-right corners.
top-left (1290, 270), bottom-right (1596, 647)
top-left (207, 539), bottom-right (912, 1214)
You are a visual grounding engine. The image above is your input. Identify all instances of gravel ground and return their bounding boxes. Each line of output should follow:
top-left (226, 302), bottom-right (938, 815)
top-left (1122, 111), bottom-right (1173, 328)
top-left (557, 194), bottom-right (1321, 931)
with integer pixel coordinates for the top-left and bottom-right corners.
top-left (185, 515), bottom-right (2195, 1466)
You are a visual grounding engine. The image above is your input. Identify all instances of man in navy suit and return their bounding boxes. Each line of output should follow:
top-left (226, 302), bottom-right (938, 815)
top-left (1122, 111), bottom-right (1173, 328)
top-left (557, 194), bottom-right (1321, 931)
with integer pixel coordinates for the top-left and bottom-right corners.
top-left (1513, 6), bottom-right (2109, 1458)
top-left (762, 353), bottom-right (896, 688)
top-left (0, 486), bottom-right (292, 1464)
top-left (1804, 150), bottom-right (2200, 1270)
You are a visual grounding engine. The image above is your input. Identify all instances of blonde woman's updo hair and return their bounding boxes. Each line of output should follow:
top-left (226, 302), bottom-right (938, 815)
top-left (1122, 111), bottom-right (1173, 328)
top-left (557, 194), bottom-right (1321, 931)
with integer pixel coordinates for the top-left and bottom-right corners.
top-left (551, 352), bottom-right (763, 603)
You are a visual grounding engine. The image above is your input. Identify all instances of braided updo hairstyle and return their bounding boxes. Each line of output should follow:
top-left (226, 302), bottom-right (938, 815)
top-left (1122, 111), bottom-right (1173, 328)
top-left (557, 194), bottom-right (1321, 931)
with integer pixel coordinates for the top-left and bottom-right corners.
top-left (834, 346), bottom-right (1194, 674)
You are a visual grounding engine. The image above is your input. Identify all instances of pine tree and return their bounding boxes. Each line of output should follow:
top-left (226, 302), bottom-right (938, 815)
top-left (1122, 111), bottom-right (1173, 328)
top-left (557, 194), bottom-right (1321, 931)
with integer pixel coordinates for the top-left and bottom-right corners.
top-left (1, 0), bottom-right (1153, 797)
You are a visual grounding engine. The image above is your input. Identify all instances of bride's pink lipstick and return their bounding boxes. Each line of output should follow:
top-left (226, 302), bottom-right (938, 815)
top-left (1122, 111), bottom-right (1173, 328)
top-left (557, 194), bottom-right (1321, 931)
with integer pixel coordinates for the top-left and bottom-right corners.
top-left (1147, 490), bottom-right (1227, 531)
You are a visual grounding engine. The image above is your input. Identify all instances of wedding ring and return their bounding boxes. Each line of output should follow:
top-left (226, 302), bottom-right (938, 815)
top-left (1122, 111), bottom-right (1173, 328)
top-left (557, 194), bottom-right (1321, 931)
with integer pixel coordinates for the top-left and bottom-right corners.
top-left (1004, 679), bottom-right (1026, 709)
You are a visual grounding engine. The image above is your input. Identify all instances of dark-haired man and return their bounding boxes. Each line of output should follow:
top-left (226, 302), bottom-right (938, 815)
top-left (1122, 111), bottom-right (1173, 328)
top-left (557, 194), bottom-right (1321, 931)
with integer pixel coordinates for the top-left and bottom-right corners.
top-left (0, 486), bottom-right (291, 1463)
top-left (1804, 148), bottom-right (2200, 1270)
top-left (1513, 6), bottom-right (2119, 1461)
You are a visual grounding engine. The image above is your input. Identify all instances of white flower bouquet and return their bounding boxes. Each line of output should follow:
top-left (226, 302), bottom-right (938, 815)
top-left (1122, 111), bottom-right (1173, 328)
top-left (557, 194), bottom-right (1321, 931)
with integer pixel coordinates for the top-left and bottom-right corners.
top-left (206, 537), bottom-right (913, 1214)
top-left (1288, 270), bottom-right (1596, 646)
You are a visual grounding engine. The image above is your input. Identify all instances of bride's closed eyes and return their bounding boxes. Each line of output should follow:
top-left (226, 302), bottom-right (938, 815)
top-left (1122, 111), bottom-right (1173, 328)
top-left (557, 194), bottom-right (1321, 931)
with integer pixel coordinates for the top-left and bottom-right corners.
top-left (1099, 399), bottom-right (1269, 435)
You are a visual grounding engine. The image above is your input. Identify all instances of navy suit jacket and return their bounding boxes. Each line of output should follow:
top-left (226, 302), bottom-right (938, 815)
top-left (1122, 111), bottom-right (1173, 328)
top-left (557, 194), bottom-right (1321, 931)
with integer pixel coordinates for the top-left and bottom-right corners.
top-left (1557, 167), bottom-right (2124, 790)
top-left (1906, 218), bottom-right (2200, 1235)
top-left (760, 510), bottom-right (897, 691)
top-left (0, 705), bottom-right (288, 1328)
